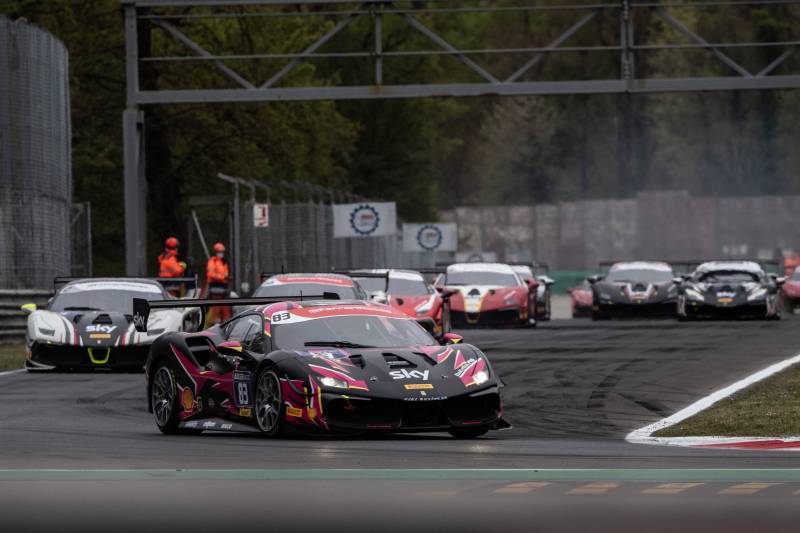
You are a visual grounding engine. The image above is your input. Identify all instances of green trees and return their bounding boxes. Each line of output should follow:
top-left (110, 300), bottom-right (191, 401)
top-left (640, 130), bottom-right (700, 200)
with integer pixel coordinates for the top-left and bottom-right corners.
top-left (2, 1), bottom-right (798, 273)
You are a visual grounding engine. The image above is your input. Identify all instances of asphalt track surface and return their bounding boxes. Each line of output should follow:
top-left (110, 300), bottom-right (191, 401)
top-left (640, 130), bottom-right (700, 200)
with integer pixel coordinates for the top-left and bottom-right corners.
top-left (3, 317), bottom-right (800, 532)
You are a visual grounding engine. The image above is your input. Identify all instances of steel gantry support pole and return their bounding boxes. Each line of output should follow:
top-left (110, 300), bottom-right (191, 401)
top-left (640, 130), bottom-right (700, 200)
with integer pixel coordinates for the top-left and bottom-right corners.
top-left (123, 1), bottom-right (147, 276)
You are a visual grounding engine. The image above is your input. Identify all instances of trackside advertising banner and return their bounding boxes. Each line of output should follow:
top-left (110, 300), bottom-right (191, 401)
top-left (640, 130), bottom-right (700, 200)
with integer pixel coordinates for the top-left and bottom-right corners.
top-left (333, 202), bottom-right (397, 238)
top-left (402, 223), bottom-right (458, 252)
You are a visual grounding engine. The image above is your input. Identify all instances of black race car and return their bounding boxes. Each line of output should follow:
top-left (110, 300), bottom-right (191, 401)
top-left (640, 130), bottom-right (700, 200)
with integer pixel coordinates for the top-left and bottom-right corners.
top-left (137, 296), bottom-right (508, 438)
top-left (676, 261), bottom-right (784, 320)
top-left (589, 261), bottom-right (678, 319)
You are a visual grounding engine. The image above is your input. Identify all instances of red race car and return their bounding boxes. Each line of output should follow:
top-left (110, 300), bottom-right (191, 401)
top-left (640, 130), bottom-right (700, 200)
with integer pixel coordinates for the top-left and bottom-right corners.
top-left (782, 266), bottom-right (800, 313)
top-left (348, 269), bottom-right (451, 338)
top-left (437, 263), bottom-right (535, 328)
top-left (568, 278), bottom-right (593, 318)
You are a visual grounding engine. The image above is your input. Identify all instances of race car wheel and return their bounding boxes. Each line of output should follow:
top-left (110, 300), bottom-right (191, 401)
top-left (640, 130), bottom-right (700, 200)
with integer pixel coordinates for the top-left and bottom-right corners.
top-left (151, 363), bottom-right (185, 434)
top-left (448, 427), bottom-right (489, 438)
top-left (255, 369), bottom-right (285, 437)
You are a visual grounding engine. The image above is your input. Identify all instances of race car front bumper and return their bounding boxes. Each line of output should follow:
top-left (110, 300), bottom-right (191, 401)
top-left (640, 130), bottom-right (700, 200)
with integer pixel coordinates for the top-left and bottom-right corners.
top-left (303, 389), bottom-right (503, 434)
top-left (450, 308), bottom-right (525, 328)
top-left (27, 342), bottom-right (151, 370)
top-left (683, 300), bottom-right (772, 319)
top-left (593, 301), bottom-right (676, 318)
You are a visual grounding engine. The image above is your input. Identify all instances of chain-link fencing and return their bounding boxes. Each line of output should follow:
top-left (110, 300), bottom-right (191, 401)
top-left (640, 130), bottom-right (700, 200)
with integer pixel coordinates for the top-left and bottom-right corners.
top-left (0, 17), bottom-right (71, 290)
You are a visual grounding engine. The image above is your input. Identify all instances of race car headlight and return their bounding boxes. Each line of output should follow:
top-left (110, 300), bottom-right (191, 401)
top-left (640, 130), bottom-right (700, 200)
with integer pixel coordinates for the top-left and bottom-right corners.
top-left (747, 288), bottom-right (767, 301)
top-left (146, 328), bottom-right (166, 336)
top-left (37, 327), bottom-right (55, 336)
top-left (319, 376), bottom-right (349, 389)
top-left (685, 288), bottom-right (704, 301)
top-left (598, 292), bottom-right (612, 301)
top-left (473, 370), bottom-right (489, 385)
top-left (504, 293), bottom-right (517, 305)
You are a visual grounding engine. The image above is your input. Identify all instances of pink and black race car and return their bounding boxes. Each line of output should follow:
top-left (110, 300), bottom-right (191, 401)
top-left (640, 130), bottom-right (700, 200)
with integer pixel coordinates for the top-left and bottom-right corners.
top-left (136, 295), bottom-right (507, 438)
top-left (436, 263), bottom-right (536, 328)
top-left (568, 279), bottom-right (593, 318)
top-left (348, 269), bottom-right (451, 338)
top-left (781, 266), bottom-right (800, 313)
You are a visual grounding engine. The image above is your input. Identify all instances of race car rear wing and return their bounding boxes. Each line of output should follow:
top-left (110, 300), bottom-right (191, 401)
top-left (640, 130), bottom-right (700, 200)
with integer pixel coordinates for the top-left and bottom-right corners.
top-left (333, 270), bottom-right (391, 291)
top-left (132, 293), bottom-right (339, 332)
top-left (54, 276), bottom-right (199, 293)
top-left (679, 260), bottom-right (780, 276)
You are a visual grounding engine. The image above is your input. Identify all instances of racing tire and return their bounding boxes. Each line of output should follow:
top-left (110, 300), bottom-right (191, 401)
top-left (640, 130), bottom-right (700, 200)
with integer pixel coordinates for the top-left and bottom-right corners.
top-left (150, 360), bottom-right (201, 435)
top-left (448, 427), bottom-right (489, 438)
top-left (255, 368), bottom-right (286, 437)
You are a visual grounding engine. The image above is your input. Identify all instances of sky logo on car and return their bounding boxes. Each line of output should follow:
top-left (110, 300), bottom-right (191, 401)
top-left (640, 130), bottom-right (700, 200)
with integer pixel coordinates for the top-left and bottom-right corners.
top-left (390, 369), bottom-right (429, 380)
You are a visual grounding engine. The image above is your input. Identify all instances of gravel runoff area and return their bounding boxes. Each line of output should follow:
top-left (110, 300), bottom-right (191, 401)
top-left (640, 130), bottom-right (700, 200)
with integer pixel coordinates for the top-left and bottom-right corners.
top-left (655, 361), bottom-right (800, 438)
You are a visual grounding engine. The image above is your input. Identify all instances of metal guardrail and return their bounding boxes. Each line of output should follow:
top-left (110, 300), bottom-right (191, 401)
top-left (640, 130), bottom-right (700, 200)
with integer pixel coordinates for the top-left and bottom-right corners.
top-left (0, 290), bottom-right (51, 344)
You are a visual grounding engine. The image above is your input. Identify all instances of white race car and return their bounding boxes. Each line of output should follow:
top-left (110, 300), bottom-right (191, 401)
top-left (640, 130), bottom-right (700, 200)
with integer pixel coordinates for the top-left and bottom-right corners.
top-left (23, 278), bottom-right (201, 371)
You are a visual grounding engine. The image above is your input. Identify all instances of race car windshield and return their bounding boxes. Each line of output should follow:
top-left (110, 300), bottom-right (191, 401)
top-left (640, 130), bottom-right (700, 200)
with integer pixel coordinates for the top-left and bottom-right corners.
top-left (697, 271), bottom-right (760, 284)
top-left (255, 282), bottom-right (359, 300)
top-left (357, 277), bottom-right (429, 296)
top-left (51, 289), bottom-right (164, 314)
top-left (273, 315), bottom-right (436, 349)
top-left (606, 268), bottom-right (673, 283)
top-left (447, 271), bottom-right (520, 286)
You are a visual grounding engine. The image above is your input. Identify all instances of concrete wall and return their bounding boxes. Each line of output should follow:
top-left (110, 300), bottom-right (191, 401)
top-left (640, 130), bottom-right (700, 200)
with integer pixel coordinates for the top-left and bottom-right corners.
top-left (440, 191), bottom-right (800, 270)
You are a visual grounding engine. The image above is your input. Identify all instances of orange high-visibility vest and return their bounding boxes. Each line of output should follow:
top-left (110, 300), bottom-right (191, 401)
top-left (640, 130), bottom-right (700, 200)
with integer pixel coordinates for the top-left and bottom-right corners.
top-left (158, 252), bottom-right (185, 278)
top-left (206, 256), bottom-right (230, 285)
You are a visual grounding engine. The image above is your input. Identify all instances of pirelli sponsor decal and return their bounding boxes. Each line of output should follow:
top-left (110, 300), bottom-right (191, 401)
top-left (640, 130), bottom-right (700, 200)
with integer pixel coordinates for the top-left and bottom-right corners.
top-left (286, 406), bottom-right (303, 418)
top-left (404, 383), bottom-right (434, 390)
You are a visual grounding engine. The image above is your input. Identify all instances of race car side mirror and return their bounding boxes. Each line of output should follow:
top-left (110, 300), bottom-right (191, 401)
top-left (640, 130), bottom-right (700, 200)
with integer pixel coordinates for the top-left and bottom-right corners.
top-left (443, 333), bottom-right (463, 345)
top-left (671, 277), bottom-right (684, 285)
top-left (588, 275), bottom-right (602, 284)
top-left (775, 276), bottom-right (787, 286)
top-left (438, 288), bottom-right (457, 299)
top-left (524, 278), bottom-right (539, 290)
top-left (20, 303), bottom-right (37, 314)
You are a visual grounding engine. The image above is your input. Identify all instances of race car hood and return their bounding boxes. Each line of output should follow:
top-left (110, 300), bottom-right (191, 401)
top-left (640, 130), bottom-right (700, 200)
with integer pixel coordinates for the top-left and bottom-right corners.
top-left (447, 286), bottom-right (527, 313)
top-left (572, 290), bottom-right (593, 306)
top-left (28, 309), bottom-right (177, 347)
top-left (593, 281), bottom-right (676, 304)
top-left (783, 281), bottom-right (800, 297)
top-left (287, 344), bottom-right (496, 400)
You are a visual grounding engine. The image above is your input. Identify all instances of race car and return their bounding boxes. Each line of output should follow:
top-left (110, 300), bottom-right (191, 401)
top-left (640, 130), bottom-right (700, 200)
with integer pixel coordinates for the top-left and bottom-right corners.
top-left (568, 278), bottom-right (593, 318)
top-left (510, 263), bottom-right (554, 320)
top-left (348, 269), bottom-right (451, 338)
top-left (255, 273), bottom-right (369, 300)
top-left (137, 296), bottom-right (507, 438)
top-left (436, 263), bottom-right (535, 328)
top-left (590, 261), bottom-right (678, 319)
top-left (676, 261), bottom-right (784, 320)
top-left (781, 266), bottom-right (800, 313)
top-left (22, 277), bottom-right (201, 371)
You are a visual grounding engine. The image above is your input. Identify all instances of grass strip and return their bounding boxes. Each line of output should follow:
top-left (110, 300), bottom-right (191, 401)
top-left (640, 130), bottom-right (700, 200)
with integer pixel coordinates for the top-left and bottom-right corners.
top-left (0, 344), bottom-right (26, 372)
top-left (655, 363), bottom-right (800, 437)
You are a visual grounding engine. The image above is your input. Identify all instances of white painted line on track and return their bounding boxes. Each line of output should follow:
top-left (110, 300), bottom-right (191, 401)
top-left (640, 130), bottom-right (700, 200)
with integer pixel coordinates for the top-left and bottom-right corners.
top-left (0, 369), bottom-right (25, 377)
top-left (626, 351), bottom-right (800, 450)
